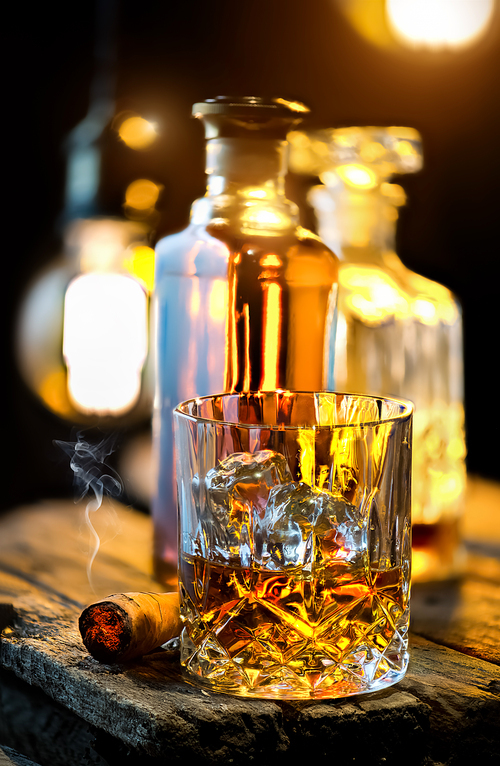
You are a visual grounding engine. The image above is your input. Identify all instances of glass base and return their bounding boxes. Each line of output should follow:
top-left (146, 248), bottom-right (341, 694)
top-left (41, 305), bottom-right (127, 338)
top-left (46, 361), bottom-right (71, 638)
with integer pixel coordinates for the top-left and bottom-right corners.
top-left (181, 641), bottom-right (409, 700)
top-left (180, 628), bottom-right (409, 701)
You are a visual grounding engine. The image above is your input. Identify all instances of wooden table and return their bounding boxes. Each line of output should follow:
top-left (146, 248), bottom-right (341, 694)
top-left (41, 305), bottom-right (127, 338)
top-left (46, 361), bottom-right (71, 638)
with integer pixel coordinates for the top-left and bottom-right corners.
top-left (1, 476), bottom-right (499, 765)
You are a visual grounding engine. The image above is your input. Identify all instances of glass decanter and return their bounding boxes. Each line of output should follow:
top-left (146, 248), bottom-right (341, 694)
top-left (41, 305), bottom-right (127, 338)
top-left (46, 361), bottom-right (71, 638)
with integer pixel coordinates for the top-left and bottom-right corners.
top-left (289, 126), bottom-right (466, 582)
top-left (152, 97), bottom-right (339, 584)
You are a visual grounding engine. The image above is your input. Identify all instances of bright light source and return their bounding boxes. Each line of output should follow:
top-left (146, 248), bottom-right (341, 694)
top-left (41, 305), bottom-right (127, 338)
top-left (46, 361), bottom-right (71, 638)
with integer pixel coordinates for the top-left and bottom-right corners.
top-left (412, 298), bottom-right (437, 323)
top-left (386, 0), bottom-right (495, 49)
top-left (63, 273), bottom-right (148, 415)
top-left (118, 116), bottom-right (158, 149)
top-left (335, 163), bottom-right (378, 190)
top-left (241, 207), bottom-right (290, 229)
top-left (260, 254), bottom-right (282, 268)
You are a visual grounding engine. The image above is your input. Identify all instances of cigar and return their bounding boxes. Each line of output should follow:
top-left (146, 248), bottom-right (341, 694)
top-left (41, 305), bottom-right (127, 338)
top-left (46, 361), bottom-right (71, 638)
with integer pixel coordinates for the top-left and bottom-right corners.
top-left (79, 591), bottom-right (181, 663)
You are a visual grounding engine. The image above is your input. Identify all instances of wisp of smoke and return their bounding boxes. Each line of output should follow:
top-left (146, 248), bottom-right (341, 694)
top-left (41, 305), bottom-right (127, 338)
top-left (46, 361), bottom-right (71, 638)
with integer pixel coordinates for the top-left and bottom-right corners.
top-left (55, 431), bottom-right (122, 590)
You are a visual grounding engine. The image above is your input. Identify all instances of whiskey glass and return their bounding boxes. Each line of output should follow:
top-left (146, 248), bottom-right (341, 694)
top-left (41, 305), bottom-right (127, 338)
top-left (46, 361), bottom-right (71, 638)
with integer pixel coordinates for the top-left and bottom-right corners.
top-left (173, 390), bottom-right (412, 700)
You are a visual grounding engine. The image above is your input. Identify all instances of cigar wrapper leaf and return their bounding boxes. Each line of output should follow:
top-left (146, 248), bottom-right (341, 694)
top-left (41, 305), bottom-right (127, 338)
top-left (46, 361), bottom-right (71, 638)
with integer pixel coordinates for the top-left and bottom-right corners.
top-left (79, 591), bottom-right (181, 663)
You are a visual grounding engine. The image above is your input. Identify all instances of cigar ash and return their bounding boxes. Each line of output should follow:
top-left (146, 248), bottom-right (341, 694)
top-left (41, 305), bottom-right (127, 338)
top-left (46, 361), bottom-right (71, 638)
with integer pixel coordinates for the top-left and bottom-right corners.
top-left (79, 602), bottom-right (132, 663)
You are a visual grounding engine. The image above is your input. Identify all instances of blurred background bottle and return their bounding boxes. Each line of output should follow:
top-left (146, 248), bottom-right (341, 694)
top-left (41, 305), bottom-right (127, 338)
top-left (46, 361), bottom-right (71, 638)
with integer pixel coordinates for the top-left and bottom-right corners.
top-left (289, 127), bottom-right (467, 582)
top-left (13, 0), bottom-right (159, 497)
top-left (152, 97), bottom-right (339, 585)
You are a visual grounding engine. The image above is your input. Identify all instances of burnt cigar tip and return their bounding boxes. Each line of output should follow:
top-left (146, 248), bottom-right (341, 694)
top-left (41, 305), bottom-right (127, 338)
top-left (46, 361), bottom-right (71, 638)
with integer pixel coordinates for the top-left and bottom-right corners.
top-left (79, 601), bottom-right (131, 662)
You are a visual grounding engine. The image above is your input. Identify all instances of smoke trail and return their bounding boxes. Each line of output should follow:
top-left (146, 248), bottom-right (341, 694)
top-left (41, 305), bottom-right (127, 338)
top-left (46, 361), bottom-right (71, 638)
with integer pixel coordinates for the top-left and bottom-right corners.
top-left (55, 430), bottom-right (122, 590)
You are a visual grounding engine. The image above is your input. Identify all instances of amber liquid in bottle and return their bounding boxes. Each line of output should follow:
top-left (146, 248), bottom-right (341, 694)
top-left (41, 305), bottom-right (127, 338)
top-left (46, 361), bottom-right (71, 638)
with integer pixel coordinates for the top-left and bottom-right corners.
top-left (205, 225), bottom-right (338, 393)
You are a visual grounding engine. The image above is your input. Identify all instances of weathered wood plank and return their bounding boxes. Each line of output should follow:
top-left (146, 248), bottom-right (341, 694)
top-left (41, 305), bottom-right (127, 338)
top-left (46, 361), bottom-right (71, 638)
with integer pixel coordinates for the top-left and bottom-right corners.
top-left (1, 494), bottom-right (500, 764)
top-left (1, 577), bottom-right (499, 766)
top-left (0, 746), bottom-right (40, 766)
top-left (410, 554), bottom-right (500, 665)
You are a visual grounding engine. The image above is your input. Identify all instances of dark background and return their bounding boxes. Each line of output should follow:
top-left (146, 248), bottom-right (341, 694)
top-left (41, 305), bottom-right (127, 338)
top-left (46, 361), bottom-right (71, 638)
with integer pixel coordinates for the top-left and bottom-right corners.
top-left (4, 0), bottom-right (500, 512)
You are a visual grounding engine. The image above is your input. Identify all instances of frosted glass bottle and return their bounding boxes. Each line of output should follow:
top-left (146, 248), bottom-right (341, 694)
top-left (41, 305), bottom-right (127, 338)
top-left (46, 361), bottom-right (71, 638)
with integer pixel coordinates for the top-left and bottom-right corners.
top-left (289, 126), bottom-right (466, 582)
top-left (153, 98), bottom-right (339, 584)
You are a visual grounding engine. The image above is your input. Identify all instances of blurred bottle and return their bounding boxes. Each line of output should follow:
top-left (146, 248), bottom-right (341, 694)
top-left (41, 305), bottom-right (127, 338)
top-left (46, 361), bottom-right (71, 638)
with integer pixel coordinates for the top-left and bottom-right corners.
top-left (153, 97), bottom-right (339, 584)
top-left (16, 218), bottom-right (154, 426)
top-left (15, 0), bottom-right (160, 431)
top-left (289, 126), bottom-right (467, 582)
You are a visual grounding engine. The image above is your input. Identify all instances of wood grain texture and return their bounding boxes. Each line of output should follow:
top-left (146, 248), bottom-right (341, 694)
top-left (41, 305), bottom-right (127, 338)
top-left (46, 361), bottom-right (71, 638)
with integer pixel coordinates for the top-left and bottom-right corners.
top-left (411, 553), bottom-right (500, 665)
top-left (1, 490), bottom-right (500, 765)
top-left (1, 594), bottom-right (499, 765)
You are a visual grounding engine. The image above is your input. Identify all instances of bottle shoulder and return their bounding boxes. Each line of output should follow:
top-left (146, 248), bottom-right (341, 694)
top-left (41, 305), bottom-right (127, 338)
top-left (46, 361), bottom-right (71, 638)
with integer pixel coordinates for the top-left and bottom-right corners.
top-left (154, 218), bottom-right (339, 286)
top-left (338, 258), bottom-right (461, 327)
top-left (283, 226), bottom-right (339, 284)
top-left (155, 223), bottom-right (230, 280)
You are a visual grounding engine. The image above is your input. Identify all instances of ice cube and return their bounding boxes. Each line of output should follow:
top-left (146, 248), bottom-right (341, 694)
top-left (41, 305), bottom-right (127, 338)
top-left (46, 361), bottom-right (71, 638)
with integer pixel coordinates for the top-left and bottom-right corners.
top-left (203, 450), bottom-right (293, 562)
top-left (255, 482), bottom-right (364, 570)
top-left (311, 494), bottom-right (365, 566)
top-left (184, 471), bottom-right (233, 560)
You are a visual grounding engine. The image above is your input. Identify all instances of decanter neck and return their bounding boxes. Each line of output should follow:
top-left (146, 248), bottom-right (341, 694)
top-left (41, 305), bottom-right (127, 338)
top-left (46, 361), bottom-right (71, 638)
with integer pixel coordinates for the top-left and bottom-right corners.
top-left (206, 138), bottom-right (286, 196)
top-left (191, 137), bottom-right (298, 229)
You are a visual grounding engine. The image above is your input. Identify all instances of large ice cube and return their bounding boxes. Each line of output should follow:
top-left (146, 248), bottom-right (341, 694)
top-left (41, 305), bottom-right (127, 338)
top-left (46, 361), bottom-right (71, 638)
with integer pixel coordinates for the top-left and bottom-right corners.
top-left (202, 450), bottom-right (293, 562)
top-left (254, 482), bottom-right (364, 570)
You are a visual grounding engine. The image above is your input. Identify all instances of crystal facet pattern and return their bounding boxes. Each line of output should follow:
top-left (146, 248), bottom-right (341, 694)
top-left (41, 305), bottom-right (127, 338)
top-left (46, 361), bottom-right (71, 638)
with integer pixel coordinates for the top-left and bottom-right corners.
top-left (174, 391), bottom-right (412, 699)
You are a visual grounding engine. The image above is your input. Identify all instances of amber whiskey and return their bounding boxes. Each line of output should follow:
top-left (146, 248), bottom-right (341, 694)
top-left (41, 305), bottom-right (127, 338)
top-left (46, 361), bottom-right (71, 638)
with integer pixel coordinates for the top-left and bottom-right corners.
top-left (179, 552), bottom-right (409, 699)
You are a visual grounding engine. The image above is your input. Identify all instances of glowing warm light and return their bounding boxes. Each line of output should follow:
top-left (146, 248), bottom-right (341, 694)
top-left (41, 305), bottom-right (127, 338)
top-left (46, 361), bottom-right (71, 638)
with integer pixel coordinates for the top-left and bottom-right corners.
top-left (242, 304), bottom-right (250, 391)
top-left (39, 368), bottom-right (73, 417)
top-left (434, 470), bottom-right (464, 504)
top-left (243, 187), bottom-right (269, 199)
top-left (386, 0), bottom-right (495, 49)
top-left (381, 182), bottom-right (406, 206)
top-left (412, 549), bottom-right (434, 579)
top-left (72, 220), bottom-right (146, 273)
top-left (448, 437), bottom-right (467, 461)
top-left (260, 254), bottom-right (282, 268)
top-left (243, 208), bottom-right (287, 226)
top-left (335, 164), bottom-right (378, 190)
top-left (123, 245), bottom-right (155, 292)
top-left (349, 294), bottom-right (385, 320)
top-left (412, 298), bottom-right (437, 323)
top-left (118, 116), bottom-right (158, 149)
top-left (209, 279), bottom-right (227, 322)
top-left (298, 428), bottom-right (316, 487)
top-left (273, 97), bottom-right (310, 113)
top-left (261, 282), bottom-right (282, 389)
top-left (341, 266), bottom-right (408, 323)
top-left (316, 392), bottom-right (338, 427)
top-left (63, 273), bottom-right (148, 415)
top-left (124, 179), bottom-right (162, 211)
top-left (241, 205), bottom-right (290, 230)
top-left (395, 139), bottom-right (418, 159)
top-left (359, 140), bottom-right (386, 163)
top-left (329, 429), bottom-right (358, 498)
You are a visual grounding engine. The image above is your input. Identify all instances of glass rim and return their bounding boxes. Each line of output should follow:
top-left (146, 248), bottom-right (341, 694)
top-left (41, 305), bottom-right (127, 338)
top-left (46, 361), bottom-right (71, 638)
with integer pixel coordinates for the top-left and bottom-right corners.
top-left (173, 390), bottom-right (413, 430)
